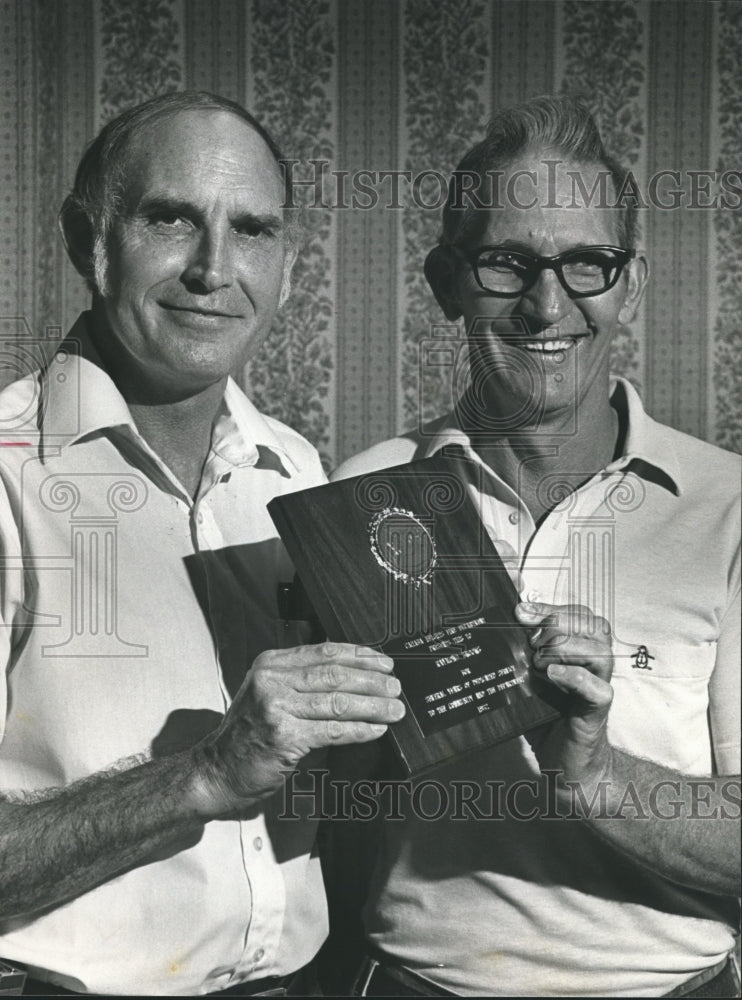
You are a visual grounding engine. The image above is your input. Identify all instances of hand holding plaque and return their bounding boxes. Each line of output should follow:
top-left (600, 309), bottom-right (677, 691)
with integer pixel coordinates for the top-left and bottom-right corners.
top-left (268, 452), bottom-right (563, 775)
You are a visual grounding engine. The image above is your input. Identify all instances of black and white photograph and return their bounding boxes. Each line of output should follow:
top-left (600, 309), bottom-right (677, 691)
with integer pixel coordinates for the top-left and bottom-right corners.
top-left (0, 1), bottom-right (739, 997)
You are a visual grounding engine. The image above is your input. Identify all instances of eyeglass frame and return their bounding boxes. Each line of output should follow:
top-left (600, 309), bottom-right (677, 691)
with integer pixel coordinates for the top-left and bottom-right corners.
top-left (453, 244), bottom-right (636, 300)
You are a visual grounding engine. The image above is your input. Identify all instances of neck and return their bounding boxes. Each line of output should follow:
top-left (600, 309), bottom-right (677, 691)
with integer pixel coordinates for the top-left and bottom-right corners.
top-left (463, 386), bottom-right (620, 523)
top-left (88, 305), bottom-right (227, 499)
top-left (127, 390), bottom-right (225, 500)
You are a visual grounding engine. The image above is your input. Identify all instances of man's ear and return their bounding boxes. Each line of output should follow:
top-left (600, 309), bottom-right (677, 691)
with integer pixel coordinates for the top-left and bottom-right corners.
top-left (424, 245), bottom-right (463, 321)
top-left (279, 244), bottom-right (298, 308)
top-left (618, 252), bottom-right (649, 326)
top-left (58, 200), bottom-right (95, 284)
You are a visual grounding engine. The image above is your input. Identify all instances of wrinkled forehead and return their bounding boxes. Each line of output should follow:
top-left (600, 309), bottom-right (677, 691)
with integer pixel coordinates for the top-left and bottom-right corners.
top-left (463, 153), bottom-right (623, 249)
top-left (117, 108), bottom-right (285, 211)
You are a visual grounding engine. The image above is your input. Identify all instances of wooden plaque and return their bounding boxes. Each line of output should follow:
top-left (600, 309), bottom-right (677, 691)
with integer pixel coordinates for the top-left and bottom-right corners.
top-left (268, 452), bottom-right (562, 775)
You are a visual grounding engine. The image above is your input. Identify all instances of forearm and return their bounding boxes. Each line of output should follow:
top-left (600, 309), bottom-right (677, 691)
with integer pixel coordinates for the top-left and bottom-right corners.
top-left (0, 748), bottom-right (219, 920)
top-left (564, 748), bottom-right (741, 896)
top-left (0, 641), bottom-right (402, 921)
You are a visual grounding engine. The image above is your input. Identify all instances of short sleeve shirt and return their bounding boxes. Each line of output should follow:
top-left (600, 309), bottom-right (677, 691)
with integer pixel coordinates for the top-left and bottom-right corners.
top-left (332, 378), bottom-right (741, 997)
top-left (0, 316), bottom-right (329, 995)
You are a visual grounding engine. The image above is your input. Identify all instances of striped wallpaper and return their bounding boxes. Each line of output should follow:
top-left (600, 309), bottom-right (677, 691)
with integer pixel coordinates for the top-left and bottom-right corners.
top-left (1, 0), bottom-right (740, 465)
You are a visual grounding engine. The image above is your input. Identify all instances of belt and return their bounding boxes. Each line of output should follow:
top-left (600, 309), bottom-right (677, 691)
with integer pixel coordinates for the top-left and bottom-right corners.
top-left (3, 962), bottom-right (312, 997)
top-left (352, 957), bottom-right (456, 997)
top-left (663, 956), bottom-right (740, 998)
top-left (352, 954), bottom-right (741, 999)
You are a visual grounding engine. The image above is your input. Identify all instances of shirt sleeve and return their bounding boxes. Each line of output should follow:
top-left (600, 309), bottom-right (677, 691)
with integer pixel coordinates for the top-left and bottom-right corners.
top-left (0, 479), bottom-right (24, 740)
top-left (707, 546), bottom-right (741, 776)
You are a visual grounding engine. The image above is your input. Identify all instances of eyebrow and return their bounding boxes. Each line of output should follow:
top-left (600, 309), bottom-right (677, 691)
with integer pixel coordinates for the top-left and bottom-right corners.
top-left (491, 239), bottom-right (608, 254)
top-left (134, 194), bottom-right (284, 232)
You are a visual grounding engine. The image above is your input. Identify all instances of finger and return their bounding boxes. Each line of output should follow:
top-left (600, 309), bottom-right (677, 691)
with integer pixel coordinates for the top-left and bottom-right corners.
top-left (516, 601), bottom-right (585, 625)
top-left (515, 601), bottom-right (553, 625)
top-left (311, 641), bottom-right (396, 671)
top-left (528, 624), bottom-right (570, 649)
top-left (532, 640), bottom-right (610, 663)
top-left (517, 602), bottom-right (603, 635)
top-left (295, 690), bottom-right (406, 726)
top-left (530, 626), bottom-right (606, 657)
top-left (517, 604), bottom-right (574, 640)
top-left (294, 662), bottom-right (402, 698)
top-left (259, 642), bottom-right (395, 674)
top-left (532, 645), bottom-right (613, 680)
top-left (533, 654), bottom-right (613, 682)
top-left (545, 663), bottom-right (613, 712)
top-left (311, 719), bottom-right (393, 747)
top-left (522, 610), bottom-right (612, 672)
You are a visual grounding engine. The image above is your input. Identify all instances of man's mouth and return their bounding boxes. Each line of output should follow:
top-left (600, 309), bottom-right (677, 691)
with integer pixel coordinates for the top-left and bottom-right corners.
top-left (161, 303), bottom-right (242, 319)
top-left (520, 337), bottom-right (583, 353)
top-left (502, 330), bottom-right (593, 353)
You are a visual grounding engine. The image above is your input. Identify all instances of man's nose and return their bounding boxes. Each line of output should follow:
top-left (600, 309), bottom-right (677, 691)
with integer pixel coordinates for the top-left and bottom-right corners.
top-left (182, 226), bottom-right (234, 292)
top-left (519, 267), bottom-right (572, 327)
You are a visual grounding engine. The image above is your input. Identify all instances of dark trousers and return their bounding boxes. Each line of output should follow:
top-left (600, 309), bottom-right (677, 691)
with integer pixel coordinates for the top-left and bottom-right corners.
top-left (345, 955), bottom-right (740, 998)
top-left (9, 963), bottom-right (318, 997)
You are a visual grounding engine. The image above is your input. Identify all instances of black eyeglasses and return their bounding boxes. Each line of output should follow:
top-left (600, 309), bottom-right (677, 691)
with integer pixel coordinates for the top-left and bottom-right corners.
top-left (457, 245), bottom-right (635, 299)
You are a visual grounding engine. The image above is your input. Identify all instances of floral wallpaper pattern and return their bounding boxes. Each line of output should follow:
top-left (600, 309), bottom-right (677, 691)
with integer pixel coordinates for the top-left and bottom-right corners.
top-left (400, 0), bottom-right (488, 429)
top-left (2, 0), bottom-right (740, 459)
top-left (99, 0), bottom-right (182, 120)
top-left (560, 0), bottom-right (646, 386)
top-left (247, 0), bottom-right (335, 462)
top-left (714, 0), bottom-right (742, 453)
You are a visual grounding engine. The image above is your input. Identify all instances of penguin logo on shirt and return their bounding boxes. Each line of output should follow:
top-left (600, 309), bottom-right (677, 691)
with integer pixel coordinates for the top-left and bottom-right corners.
top-left (631, 645), bottom-right (655, 670)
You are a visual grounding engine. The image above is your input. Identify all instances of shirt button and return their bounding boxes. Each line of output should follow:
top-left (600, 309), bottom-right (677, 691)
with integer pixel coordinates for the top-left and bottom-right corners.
top-left (253, 837), bottom-right (263, 851)
top-left (254, 948), bottom-right (265, 963)
top-left (508, 512), bottom-right (519, 525)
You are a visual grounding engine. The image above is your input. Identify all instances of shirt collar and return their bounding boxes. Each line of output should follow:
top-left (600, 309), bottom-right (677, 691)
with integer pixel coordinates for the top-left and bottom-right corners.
top-left (40, 312), bottom-right (299, 476)
top-left (420, 376), bottom-right (682, 496)
top-left (40, 314), bottom-right (136, 447)
top-left (603, 377), bottom-right (681, 495)
top-left (216, 381), bottom-right (300, 476)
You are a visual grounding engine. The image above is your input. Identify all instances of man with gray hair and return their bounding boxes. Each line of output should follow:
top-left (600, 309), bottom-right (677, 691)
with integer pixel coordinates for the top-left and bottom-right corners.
top-left (331, 96), bottom-right (740, 998)
top-left (0, 91), bottom-right (403, 996)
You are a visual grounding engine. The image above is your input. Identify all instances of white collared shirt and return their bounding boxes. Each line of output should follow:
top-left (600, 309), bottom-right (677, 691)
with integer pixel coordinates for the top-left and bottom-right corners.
top-left (0, 316), bottom-right (329, 995)
top-left (332, 379), bottom-right (740, 997)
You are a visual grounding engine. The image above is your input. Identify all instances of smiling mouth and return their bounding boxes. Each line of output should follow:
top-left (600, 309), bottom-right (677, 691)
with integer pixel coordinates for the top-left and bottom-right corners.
top-left (161, 304), bottom-right (242, 319)
top-left (500, 330), bottom-right (592, 352)
top-left (520, 337), bottom-right (583, 353)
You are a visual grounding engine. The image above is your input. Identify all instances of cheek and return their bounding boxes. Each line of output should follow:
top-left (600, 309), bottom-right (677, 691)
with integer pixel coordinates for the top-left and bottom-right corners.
top-left (108, 247), bottom-right (180, 306)
top-left (461, 290), bottom-right (512, 328)
top-left (580, 292), bottom-right (624, 332)
top-left (235, 252), bottom-right (287, 306)
top-left (598, 276), bottom-right (633, 326)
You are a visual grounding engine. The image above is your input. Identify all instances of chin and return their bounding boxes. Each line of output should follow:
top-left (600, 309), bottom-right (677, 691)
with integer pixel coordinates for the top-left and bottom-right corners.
top-left (153, 354), bottom-right (237, 390)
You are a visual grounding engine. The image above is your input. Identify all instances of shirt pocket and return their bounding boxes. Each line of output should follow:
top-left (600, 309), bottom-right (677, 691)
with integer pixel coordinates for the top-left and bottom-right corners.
top-left (274, 616), bottom-right (324, 650)
top-left (274, 578), bottom-right (324, 649)
top-left (608, 639), bottom-right (716, 772)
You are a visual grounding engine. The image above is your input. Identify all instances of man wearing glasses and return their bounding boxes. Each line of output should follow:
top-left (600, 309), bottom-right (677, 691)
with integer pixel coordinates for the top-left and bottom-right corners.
top-left (330, 96), bottom-right (740, 997)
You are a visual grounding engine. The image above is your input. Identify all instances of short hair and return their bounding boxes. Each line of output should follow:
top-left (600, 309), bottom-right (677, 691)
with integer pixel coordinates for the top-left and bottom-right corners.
top-left (60, 90), bottom-right (297, 290)
top-left (441, 95), bottom-right (638, 250)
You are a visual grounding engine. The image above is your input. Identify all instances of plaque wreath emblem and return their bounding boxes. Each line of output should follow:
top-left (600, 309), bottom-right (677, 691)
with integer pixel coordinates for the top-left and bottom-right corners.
top-left (368, 507), bottom-right (437, 587)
